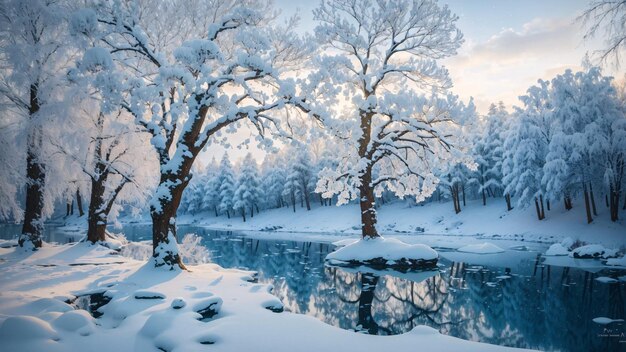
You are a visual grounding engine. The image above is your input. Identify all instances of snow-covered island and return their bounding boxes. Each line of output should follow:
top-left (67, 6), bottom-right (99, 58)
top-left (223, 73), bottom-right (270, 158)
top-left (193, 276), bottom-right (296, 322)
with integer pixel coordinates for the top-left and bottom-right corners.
top-left (1, 0), bottom-right (626, 351)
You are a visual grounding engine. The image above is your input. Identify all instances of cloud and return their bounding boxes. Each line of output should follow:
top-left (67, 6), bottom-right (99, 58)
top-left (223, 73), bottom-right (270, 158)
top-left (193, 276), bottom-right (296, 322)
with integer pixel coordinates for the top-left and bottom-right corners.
top-left (444, 17), bottom-right (595, 113)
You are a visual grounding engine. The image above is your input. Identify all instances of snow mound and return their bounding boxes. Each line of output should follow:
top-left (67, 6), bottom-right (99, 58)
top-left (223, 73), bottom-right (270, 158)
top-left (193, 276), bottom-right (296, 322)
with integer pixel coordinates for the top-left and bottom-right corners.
top-left (592, 317), bottom-right (624, 325)
top-left (409, 325), bottom-right (440, 335)
top-left (52, 310), bottom-right (95, 335)
top-left (171, 298), bottom-right (186, 309)
top-left (325, 237), bottom-right (438, 270)
top-left (606, 256), bottom-right (626, 267)
top-left (0, 239), bottom-right (18, 248)
top-left (20, 298), bottom-right (74, 315)
top-left (545, 243), bottom-right (570, 256)
top-left (0, 315), bottom-right (58, 341)
top-left (571, 244), bottom-right (615, 259)
top-left (457, 243), bottom-right (505, 254)
top-left (595, 277), bottom-right (618, 284)
top-left (192, 296), bottom-right (222, 320)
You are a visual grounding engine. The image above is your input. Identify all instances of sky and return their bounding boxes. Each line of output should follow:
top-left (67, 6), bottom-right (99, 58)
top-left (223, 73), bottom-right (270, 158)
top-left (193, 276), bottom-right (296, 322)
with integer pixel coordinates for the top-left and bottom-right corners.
top-left (201, 0), bottom-right (619, 167)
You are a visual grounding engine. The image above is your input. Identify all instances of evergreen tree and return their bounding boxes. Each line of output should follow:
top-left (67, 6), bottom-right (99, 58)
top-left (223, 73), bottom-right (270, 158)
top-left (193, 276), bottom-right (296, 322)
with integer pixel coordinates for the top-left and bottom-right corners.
top-left (218, 154), bottom-right (236, 219)
top-left (233, 153), bottom-right (261, 221)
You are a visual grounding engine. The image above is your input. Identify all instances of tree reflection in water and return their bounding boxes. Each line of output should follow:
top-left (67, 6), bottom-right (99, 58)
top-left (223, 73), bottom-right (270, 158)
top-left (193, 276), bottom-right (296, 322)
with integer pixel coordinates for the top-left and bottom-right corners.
top-left (183, 228), bottom-right (625, 352)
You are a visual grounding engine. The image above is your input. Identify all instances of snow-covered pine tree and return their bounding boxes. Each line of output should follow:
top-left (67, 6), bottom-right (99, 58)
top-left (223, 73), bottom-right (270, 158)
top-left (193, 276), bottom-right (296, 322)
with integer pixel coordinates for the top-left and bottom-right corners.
top-left (289, 146), bottom-right (315, 211)
top-left (543, 67), bottom-right (626, 222)
top-left (260, 154), bottom-right (286, 209)
top-left (233, 153), bottom-right (261, 221)
top-left (202, 158), bottom-right (221, 217)
top-left (283, 153), bottom-right (300, 213)
top-left (218, 154), bottom-right (236, 219)
top-left (503, 81), bottom-right (554, 220)
top-left (472, 102), bottom-right (507, 206)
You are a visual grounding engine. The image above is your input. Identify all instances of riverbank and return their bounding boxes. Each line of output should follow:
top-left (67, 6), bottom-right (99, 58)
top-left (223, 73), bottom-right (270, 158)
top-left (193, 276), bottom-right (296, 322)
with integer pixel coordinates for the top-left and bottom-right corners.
top-left (173, 200), bottom-right (626, 248)
top-left (0, 242), bottom-right (532, 352)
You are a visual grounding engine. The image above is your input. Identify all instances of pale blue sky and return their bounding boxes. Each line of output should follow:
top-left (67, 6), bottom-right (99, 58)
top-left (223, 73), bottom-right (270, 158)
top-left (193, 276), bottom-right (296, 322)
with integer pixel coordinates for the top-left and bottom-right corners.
top-left (275, 0), bottom-right (590, 42)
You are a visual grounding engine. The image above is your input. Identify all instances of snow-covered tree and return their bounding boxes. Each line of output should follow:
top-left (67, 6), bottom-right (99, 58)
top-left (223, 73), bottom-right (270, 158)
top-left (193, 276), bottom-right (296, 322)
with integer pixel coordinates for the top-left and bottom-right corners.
top-left (542, 67), bottom-right (626, 222)
top-left (285, 145), bottom-right (315, 211)
top-left (260, 154), bottom-right (287, 209)
top-left (309, 0), bottom-right (467, 238)
top-left (0, 0), bottom-right (71, 248)
top-left (233, 153), bottom-right (261, 221)
top-left (201, 158), bottom-right (221, 216)
top-left (0, 126), bottom-right (22, 221)
top-left (471, 102), bottom-right (507, 206)
top-left (218, 154), bottom-right (236, 219)
top-left (81, 0), bottom-right (312, 268)
top-left (55, 44), bottom-right (156, 243)
top-left (282, 155), bottom-right (300, 213)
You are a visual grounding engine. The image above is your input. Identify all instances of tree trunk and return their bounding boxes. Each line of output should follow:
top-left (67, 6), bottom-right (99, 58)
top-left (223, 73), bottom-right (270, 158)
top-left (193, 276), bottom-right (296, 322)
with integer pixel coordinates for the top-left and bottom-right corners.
top-left (214, 206), bottom-right (218, 217)
top-left (547, 199), bottom-right (551, 211)
top-left (66, 201), bottom-right (71, 217)
top-left (241, 208), bottom-right (246, 222)
top-left (505, 193), bottom-right (513, 211)
top-left (304, 189), bottom-right (311, 211)
top-left (151, 181), bottom-right (187, 269)
top-left (609, 183), bottom-right (620, 222)
top-left (462, 184), bottom-right (466, 207)
top-left (589, 183), bottom-right (598, 216)
top-left (534, 197), bottom-right (543, 221)
top-left (20, 131), bottom-right (45, 249)
top-left (291, 191), bottom-right (296, 213)
top-left (564, 195), bottom-right (573, 211)
top-left (87, 215), bottom-right (107, 244)
top-left (482, 189), bottom-right (486, 206)
top-left (250, 205), bottom-right (254, 218)
top-left (540, 194), bottom-right (545, 219)
top-left (583, 183), bottom-right (593, 224)
top-left (76, 188), bottom-right (84, 217)
top-left (358, 169), bottom-right (379, 238)
top-left (87, 171), bottom-right (107, 243)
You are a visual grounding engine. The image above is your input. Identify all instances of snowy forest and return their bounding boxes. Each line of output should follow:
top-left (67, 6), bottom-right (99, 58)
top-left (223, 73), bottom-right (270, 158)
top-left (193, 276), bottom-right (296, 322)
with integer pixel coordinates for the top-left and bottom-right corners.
top-left (0, 1), bottom-right (625, 352)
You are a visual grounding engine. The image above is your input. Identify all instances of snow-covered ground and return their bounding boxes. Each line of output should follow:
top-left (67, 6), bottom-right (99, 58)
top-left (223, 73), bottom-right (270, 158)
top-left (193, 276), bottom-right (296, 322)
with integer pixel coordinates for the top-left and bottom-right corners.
top-left (174, 200), bottom-right (626, 247)
top-left (0, 242), bottom-right (531, 352)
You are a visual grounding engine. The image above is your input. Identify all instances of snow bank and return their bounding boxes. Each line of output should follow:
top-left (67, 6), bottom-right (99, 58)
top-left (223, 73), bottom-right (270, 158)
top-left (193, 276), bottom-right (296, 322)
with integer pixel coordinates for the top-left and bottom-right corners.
top-left (0, 239), bottom-right (533, 352)
top-left (457, 242), bottom-right (505, 254)
top-left (570, 244), bottom-right (619, 259)
top-left (545, 243), bottom-right (570, 256)
top-left (175, 200), bottom-right (626, 248)
top-left (326, 236), bottom-right (438, 270)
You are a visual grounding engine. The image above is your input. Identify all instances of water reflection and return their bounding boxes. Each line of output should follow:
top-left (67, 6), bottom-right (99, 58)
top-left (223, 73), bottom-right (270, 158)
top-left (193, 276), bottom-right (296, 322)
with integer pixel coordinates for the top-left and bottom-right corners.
top-left (198, 229), bottom-right (625, 352)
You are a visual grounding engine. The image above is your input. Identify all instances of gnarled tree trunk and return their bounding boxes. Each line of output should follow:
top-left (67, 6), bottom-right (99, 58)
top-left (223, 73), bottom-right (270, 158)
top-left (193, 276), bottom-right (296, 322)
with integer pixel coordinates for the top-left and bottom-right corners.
top-left (19, 84), bottom-right (45, 249)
